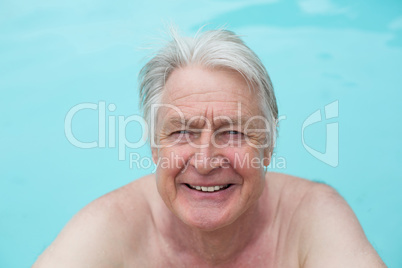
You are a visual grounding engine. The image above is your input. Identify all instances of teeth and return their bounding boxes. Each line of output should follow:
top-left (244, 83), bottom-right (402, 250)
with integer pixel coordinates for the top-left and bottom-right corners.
top-left (189, 184), bottom-right (229, 192)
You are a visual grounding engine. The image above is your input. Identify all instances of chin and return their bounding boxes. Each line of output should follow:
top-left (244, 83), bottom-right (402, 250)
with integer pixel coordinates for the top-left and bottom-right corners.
top-left (176, 205), bottom-right (240, 232)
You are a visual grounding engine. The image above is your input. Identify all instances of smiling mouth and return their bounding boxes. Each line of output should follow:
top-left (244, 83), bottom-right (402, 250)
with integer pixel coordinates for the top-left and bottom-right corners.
top-left (185, 184), bottom-right (231, 193)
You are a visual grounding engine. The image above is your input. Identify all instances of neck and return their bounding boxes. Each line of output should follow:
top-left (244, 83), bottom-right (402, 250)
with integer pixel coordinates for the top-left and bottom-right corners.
top-left (159, 195), bottom-right (269, 265)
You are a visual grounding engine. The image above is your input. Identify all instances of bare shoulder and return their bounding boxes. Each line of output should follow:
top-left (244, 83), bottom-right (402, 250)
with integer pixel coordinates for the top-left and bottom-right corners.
top-left (267, 172), bottom-right (385, 268)
top-left (33, 174), bottom-right (158, 268)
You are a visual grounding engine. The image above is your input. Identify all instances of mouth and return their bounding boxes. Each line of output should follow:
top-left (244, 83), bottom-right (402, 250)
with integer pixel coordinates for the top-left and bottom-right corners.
top-left (185, 184), bottom-right (232, 193)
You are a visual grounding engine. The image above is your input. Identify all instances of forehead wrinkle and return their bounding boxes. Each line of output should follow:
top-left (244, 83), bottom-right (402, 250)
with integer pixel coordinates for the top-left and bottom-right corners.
top-left (168, 90), bottom-right (238, 102)
top-left (162, 115), bottom-right (209, 130)
top-left (170, 98), bottom-right (245, 107)
top-left (213, 115), bottom-right (264, 130)
top-left (164, 86), bottom-right (252, 106)
top-left (166, 100), bottom-right (255, 115)
top-left (161, 113), bottom-right (265, 132)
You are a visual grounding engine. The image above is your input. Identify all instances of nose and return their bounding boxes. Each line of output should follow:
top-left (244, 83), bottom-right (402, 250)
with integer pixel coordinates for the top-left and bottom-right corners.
top-left (188, 130), bottom-right (224, 175)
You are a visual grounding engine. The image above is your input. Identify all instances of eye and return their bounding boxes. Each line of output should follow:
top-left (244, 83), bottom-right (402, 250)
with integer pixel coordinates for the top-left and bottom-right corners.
top-left (225, 130), bottom-right (243, 135)
top-left (214, 130), bottom-right (245, 145)
top-left (171, 130), bottom-right (189, 135)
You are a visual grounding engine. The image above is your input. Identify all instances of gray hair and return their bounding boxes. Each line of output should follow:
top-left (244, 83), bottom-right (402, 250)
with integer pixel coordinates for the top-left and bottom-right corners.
top-left (138, 27), bottom-right (278, 151)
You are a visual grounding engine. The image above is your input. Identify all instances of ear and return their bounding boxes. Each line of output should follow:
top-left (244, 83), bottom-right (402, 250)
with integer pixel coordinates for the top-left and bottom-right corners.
top-left (151, 147), bottom-right (158, 164)
top-left (263, 148), bottom-right (272, 167)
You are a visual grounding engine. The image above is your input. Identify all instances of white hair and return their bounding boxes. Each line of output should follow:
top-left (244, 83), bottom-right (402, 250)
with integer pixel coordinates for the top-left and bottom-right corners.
top-left (138, 27), bottom-right (278, 151)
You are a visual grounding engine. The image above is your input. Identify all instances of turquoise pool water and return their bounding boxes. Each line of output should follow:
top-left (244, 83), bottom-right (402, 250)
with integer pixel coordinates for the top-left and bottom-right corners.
top-left (1, 0), bottom-right (401, 267)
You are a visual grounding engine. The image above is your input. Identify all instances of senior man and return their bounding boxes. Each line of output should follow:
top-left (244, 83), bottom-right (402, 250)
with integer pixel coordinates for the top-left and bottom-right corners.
top-left (34, 29), bottom-right (385, 267)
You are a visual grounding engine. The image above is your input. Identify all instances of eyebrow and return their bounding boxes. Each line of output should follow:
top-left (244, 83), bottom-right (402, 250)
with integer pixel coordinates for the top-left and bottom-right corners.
top-left (164, 115), bottom-right (266, 130)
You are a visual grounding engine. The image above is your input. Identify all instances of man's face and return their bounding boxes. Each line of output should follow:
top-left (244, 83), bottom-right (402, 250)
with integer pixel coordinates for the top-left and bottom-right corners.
top-left (152, 66), bottom-right (270, 231)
